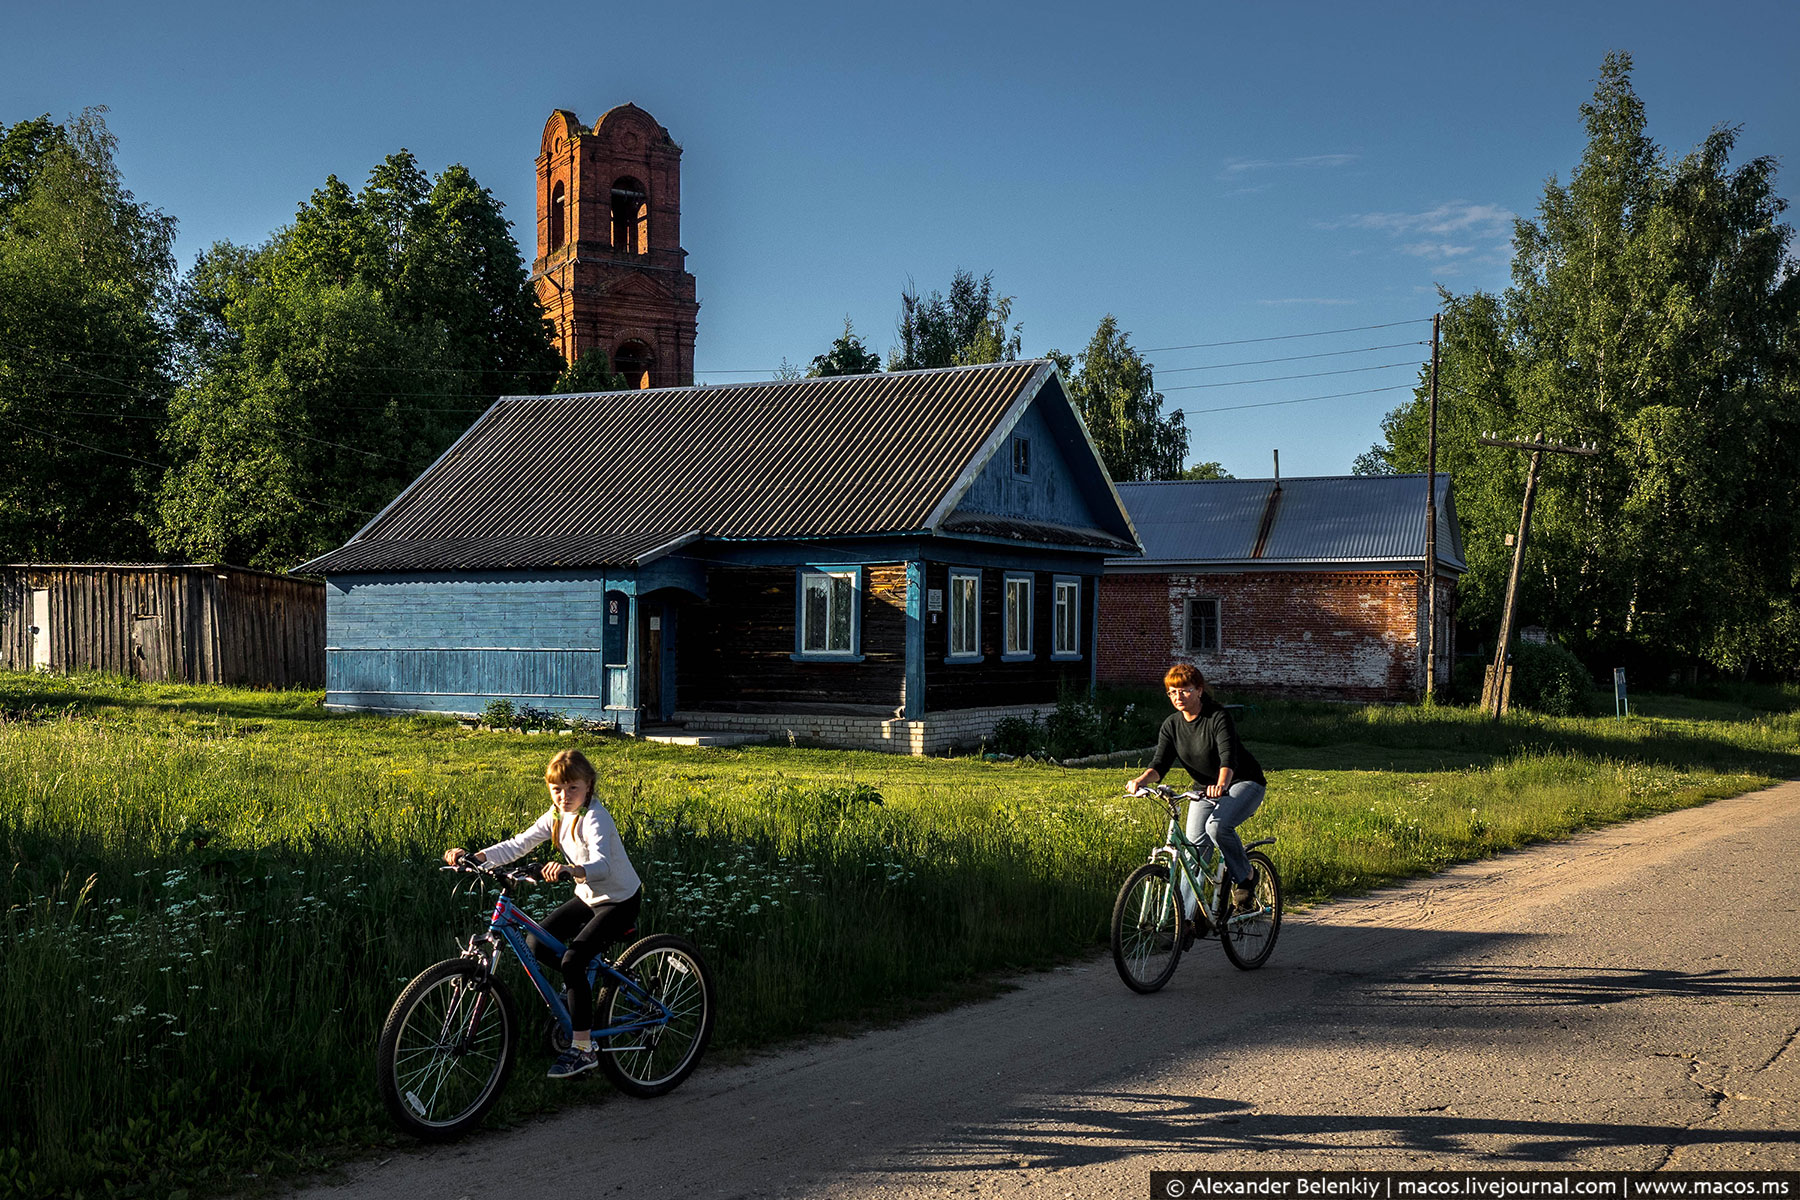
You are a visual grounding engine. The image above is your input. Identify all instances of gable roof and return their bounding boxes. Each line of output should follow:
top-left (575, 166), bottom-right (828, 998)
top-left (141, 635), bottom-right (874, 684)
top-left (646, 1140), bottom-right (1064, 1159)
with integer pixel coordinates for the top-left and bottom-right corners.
top-left (1109, 474), bottom-right (1466, 572)
top-left (297, 360), bottom-right (1138, 574)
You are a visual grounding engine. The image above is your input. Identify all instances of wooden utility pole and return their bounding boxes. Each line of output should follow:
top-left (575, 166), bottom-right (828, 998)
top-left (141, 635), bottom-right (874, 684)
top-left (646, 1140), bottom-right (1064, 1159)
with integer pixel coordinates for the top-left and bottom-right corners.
top-left (1424, 313), bottom-right (1440, 700)
top-left (1479, 432), bottom-right (1599, 720)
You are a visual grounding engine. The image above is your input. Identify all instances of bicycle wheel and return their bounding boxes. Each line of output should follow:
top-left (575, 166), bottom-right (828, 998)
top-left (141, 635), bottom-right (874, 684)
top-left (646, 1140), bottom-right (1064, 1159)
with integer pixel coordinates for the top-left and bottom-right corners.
top-left (596, 934), bottom-right (716, 1098)
top-left (1111, 861), bottom-right (1184, 993)
top-left (1219, 850), bottom-right (1283, 971)
top-left (377, 958), bottom-right (519, 1140)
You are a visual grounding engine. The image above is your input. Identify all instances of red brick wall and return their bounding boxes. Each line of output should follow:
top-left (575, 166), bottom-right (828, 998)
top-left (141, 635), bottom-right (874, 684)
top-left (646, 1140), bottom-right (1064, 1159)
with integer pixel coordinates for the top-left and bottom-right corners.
top-left (1098, 570), bottom-right (1452, 701)
top-left (532, 106), bottom-right (698, 387)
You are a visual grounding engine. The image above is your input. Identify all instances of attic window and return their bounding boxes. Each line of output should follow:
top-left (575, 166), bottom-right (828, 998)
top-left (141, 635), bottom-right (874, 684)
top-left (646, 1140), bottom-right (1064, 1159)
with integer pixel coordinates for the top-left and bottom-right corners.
top-left (611, 176), bottom-right (647, 254)
top-left (1011, 435), bottom-right (1031, 478)
top-left (548, 182), bottom-right (566, 252)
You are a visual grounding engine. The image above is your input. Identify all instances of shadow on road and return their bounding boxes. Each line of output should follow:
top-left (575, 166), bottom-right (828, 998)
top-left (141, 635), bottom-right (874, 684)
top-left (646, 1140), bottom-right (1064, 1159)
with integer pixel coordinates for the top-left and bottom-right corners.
top-left (897, 1089), bottom-right (1800, 1170)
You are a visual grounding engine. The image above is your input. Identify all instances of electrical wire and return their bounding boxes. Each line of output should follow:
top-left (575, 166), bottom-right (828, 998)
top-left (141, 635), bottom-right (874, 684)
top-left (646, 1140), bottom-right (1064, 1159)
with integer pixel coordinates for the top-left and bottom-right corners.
top-left (1161, 360), bottom-right (1424, 392)
top-left (1142, 317), bottom-right (1435, 354)
top-left (0, 415), bottom-right (379, 519)
top-left (1174, 383), bottom-right (1417, 416)
top-left (1154, 340), bottom-right (1427, 375)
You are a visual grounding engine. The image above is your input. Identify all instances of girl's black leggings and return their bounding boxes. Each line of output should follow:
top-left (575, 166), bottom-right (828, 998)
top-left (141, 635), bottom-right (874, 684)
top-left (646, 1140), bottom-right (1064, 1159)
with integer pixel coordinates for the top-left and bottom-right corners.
top-left (526, 890), bottom-right (642, 1031)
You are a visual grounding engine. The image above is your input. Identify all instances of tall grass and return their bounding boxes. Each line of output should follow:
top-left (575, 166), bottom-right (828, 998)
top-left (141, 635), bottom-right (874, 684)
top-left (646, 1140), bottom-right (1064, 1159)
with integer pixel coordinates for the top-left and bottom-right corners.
top-left (1, 671), bottom-right (1795, 1198)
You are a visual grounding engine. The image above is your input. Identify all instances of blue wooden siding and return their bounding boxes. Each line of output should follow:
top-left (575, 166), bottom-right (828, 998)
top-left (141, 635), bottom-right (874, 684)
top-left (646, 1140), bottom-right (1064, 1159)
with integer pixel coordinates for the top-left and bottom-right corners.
top-left (326, 570), bottom-right (623, 722)
top-left (952, 401), bottom-right (1105, 529)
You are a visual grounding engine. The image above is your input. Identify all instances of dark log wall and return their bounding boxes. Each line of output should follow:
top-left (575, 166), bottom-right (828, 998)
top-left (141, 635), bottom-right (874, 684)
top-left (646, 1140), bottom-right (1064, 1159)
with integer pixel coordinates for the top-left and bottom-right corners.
top-left (0, 566), bottom-right (324, 686)
top-left (678, 563), bottom-right (907, 710)
top-left (922, 563), bottom-right (1094, 711)
top-left (217, 570), bottom-right (327, 687)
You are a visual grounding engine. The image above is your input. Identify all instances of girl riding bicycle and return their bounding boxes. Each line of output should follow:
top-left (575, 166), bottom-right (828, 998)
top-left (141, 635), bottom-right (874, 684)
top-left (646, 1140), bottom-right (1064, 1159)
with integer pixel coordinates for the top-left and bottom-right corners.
top-left (444, 748), bottom-right (642, 1079)
top-left (1128, 663), bottom-right (1267, 918)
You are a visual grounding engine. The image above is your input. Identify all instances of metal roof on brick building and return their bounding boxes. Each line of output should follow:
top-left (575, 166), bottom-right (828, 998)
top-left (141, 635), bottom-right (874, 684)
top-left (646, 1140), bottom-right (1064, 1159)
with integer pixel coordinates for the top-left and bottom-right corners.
top-left (1108, 475), bottom-right (1465, 571)
top-left (296, 360), bottom-right (1138, 574)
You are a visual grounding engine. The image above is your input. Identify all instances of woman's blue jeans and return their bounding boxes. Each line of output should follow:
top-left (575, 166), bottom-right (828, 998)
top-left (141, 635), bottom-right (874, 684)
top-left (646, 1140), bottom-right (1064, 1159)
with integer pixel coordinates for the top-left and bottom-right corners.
top-left (1179, 781), bottom-right (1266, 919)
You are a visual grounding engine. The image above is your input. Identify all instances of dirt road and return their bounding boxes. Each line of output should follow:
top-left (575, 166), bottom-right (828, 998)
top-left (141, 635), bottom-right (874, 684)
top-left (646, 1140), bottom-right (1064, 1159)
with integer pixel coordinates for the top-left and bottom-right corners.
top-left (288, 779), bottom-right (1800, 1198)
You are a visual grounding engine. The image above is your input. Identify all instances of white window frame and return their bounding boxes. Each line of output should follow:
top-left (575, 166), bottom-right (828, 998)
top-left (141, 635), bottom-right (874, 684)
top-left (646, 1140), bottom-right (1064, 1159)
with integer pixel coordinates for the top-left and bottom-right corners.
top-left (1002, 572), bottom-right (1034, 661)
top-left (794, 567), bottom-right (863, 661)
top-left (1051, 575), bottom-right (1081, 660)
top-left (947, 569), bottom-right (981, 662)
top-left (1187, 596), bottom-right (1222, 655)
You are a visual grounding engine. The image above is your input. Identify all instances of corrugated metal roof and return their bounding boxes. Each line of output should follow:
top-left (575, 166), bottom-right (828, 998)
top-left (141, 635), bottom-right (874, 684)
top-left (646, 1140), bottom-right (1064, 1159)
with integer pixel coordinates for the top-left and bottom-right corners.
top-left (297, 361), bottom-right (1129, 574)
top-left (1110, 475), bottom-right (1466, 571)
top-left (937, 513), bottom-right (1138, 553)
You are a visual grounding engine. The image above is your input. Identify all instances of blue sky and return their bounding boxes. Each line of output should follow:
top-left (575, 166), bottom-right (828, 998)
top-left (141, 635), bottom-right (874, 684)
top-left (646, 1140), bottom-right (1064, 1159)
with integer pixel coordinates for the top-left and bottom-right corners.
top-left (6, 0), bottom-right (1797, 478)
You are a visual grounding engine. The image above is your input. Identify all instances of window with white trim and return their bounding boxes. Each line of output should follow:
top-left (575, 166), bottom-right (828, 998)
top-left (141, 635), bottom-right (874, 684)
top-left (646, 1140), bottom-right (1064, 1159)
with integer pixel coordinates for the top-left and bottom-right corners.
top-left (1003, 573), bottom-right (1033, 659)
top-left (1052, 577), bottom-right (1081, 658)
top-left (797, 568), bottom-right (859, 657)
top-left (948, 570), bottom-right (981, 660)
top-left (1187, 597), bottom-right (1221, 654)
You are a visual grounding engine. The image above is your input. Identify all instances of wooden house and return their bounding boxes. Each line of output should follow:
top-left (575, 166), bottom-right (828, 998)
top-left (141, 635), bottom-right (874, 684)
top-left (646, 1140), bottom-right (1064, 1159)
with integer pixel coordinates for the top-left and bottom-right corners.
top-left (296, 361), bottom-right (1141, 752)
top-left (1097, 475), bottom-right (1465, 701)
top-left (0, 563), bottom-right (325, 686)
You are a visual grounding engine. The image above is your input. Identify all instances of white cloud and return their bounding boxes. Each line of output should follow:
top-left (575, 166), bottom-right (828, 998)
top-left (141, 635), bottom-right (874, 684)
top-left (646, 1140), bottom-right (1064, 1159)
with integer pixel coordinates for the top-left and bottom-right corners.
top-left (1326, 201), bottom-right (1514, 239)
top-left (1254, 297), bottom-right (1359, 306)
top-left (1221, 153), bottom-right (1358, 177)
top-left (1401, 241), bottom-right (1476, 258)
top-left (1321, 201), bottom-right (1516, 268)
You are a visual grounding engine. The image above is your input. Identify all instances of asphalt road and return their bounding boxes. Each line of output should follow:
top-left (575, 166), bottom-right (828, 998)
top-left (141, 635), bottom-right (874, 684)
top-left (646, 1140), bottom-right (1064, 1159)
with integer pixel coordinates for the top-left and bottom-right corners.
top-left (287, 779), bottom-right (1800, 1199)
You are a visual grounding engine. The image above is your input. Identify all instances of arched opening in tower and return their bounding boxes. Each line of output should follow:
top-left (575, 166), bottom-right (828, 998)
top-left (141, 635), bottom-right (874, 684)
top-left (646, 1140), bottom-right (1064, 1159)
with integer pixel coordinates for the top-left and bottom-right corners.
top-left (614, 340), bottom-right (655, 389)
top-left (548, 181), bottom-right (567, 252)
top-left (611, 177), bottom-right (648, 254)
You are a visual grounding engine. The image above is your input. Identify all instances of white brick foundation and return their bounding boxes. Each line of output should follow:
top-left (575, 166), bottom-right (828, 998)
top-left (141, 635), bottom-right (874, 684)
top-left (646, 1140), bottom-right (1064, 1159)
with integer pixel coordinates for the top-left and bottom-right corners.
top-left (668, 704), bottom-right (1057, 755)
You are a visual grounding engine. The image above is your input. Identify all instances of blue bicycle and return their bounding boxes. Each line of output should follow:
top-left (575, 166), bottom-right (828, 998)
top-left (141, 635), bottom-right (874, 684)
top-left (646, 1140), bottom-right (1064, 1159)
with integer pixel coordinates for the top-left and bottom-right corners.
top-left (377, 857), bottom-right (715, 1140)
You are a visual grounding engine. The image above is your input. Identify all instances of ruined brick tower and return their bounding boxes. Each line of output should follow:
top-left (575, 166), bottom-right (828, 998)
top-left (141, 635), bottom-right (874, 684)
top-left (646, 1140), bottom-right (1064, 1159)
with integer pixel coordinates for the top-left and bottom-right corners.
top-left (532, 104), bottom-right (698, 388)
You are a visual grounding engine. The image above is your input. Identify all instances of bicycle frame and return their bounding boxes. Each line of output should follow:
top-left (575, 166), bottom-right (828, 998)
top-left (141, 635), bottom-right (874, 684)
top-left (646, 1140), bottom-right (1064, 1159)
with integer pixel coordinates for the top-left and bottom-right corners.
top-left (459, 878), bottom-right (670, 1045)
top-left (1143, 791), bottom-right (1275, 929)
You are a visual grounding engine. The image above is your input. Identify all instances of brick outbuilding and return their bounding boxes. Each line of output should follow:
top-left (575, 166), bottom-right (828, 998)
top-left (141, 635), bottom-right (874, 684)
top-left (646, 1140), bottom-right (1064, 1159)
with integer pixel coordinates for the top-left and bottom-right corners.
top-left (1098, 475), bottom-right (1464, 702)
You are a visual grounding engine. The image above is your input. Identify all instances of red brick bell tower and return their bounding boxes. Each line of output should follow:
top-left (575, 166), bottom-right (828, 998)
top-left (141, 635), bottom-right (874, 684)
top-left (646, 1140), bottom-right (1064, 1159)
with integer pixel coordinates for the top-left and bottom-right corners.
top-left (531, 104), bottom-right (699, 388)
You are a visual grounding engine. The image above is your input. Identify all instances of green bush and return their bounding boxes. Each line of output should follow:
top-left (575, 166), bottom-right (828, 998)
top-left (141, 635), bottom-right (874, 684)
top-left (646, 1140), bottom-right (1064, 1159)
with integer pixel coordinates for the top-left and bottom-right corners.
top-left (987, 714), bottom-right (1044, 757)
top-left (1509, 640), bottom-right (1600, 716)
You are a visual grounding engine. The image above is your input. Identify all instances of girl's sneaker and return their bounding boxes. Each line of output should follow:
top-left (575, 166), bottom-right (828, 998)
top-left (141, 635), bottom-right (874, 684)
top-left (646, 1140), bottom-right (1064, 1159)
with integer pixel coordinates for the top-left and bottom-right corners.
top-left (1230, 878), bottom-right (1259, 914)
top-left (547, 1045), bottom-right (599, 1079)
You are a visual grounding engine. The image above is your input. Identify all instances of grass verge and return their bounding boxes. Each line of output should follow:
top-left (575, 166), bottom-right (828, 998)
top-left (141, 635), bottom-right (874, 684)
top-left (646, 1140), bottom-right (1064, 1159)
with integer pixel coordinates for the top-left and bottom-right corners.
top-left (1, 670), bottom-right (1796, 1198)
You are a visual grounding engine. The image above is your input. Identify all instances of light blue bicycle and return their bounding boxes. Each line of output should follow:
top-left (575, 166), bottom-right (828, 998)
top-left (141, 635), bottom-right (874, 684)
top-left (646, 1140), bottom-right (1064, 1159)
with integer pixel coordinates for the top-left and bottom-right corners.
top-left (1110, 783), bottom-right (1283, 991)
top-left (377, 856), bottom-right (714, 1140)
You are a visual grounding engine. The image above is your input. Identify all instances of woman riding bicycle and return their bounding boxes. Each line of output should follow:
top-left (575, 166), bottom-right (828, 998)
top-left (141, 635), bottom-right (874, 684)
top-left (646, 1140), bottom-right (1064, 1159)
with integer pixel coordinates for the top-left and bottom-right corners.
top-left (1128, 663), bottom-right (1267, 918)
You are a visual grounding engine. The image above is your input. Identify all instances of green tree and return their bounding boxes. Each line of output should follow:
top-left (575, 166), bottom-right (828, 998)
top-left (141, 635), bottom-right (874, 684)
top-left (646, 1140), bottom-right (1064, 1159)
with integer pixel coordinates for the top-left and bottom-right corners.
top-left (1050, 315), bottom-right (1189, 482)
top-left (888, 269), bottom-right (1021, 370)
top-left (0, 109), bottom-right (175, 561)
top-left (553, 349), bottom-right (633, 393)
top-left (1363, 53), bottom-right (1800, 675)
top-left (1180, 461), bottom-right (1234, 480)
top-left (157, 152), bottom-right (562, 571)
top-left (808, 317), bottom-right (882, 377)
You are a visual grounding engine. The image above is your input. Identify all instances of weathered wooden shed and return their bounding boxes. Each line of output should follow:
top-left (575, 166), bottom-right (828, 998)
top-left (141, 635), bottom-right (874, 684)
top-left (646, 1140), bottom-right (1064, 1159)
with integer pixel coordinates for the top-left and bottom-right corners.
top-left (0, 564), bottom-right (326, 687)
top-left (1098, 475), bottom-right (1465, 701)
top-left (297, 361), bottom-right (1143, 752)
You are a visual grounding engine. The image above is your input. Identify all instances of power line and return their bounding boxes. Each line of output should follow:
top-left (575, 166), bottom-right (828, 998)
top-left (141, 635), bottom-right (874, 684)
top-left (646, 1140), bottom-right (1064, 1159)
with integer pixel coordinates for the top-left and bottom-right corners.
top-left (1161, 361), bottom-right (1423, 392)
top-left (0, 415), bottom-right (378, 519)
top-left (1142, 317), bottom-right (1435, 354)
top-left (1154, 340), bottom-right (1427, 375)
top-left (1175, 383), bottom-right (1416, 416)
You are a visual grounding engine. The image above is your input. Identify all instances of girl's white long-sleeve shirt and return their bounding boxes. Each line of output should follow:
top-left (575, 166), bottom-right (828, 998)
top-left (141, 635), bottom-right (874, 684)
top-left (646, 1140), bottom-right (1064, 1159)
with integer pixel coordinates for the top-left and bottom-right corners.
top-left (479, 802), bottom-right (642, 906)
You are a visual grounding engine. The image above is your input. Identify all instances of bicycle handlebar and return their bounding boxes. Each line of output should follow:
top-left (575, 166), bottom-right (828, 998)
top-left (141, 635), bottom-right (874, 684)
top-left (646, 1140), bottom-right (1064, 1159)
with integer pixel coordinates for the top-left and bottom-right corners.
top-left (440, 856), bottom-right (544, 887)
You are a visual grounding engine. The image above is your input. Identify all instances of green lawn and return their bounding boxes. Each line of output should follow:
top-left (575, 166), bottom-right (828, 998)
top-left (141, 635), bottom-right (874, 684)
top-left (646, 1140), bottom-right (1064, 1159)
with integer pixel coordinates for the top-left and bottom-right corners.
top-left (2, 670), bottom-right (1796, 1199)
